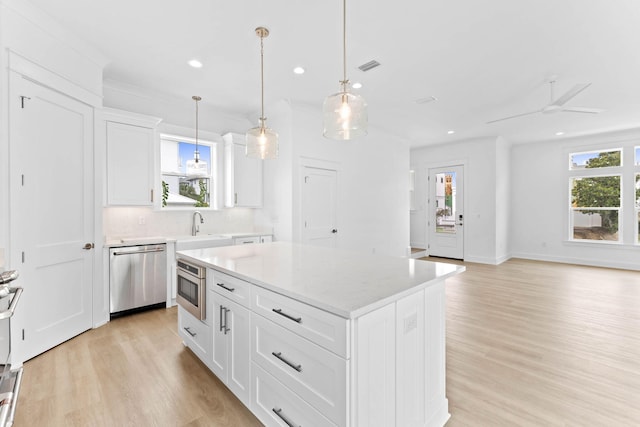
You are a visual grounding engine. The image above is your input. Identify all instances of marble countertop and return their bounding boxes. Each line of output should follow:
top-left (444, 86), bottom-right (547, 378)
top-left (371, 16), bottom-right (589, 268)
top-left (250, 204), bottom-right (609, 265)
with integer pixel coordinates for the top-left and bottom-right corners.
top-left (176, 242), bottom-right (465, 319)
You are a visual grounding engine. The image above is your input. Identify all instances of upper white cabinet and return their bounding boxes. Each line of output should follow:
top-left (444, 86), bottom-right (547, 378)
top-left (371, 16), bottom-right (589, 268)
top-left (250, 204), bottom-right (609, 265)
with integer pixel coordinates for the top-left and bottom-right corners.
top-left (104, 108), bottom-right (162, 206)
top-left (223, 132), bottom-right (262, 208)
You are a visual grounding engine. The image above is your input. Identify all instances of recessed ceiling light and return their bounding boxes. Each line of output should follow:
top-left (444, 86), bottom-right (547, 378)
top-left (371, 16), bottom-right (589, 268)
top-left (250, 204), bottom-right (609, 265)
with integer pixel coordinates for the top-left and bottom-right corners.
top-left (188, 59), bottom-right (203, 68)
top-left (352, 82), bottom-right (363, 89)
top-left (556, 131), bottom-right (565, 136)
top-left (293, 66), bottom-right (305, 74)
top-left (447, 130), bottom-right (455, 135)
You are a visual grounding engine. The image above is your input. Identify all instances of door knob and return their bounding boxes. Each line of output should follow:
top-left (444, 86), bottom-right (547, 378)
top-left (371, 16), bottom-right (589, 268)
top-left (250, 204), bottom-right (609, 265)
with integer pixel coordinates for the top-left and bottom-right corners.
top-left (83, 243), bottom-right (95, 250)
top-left (331, 229), bottom-right (338, 234)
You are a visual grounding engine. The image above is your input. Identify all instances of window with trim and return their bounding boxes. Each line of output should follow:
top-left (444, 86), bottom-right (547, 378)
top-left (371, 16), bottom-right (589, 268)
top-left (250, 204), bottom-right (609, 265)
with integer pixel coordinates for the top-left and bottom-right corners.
top-left (160, 134), bottom-right (219, 209)
top-left (569, 149), bottom-right (621, 242)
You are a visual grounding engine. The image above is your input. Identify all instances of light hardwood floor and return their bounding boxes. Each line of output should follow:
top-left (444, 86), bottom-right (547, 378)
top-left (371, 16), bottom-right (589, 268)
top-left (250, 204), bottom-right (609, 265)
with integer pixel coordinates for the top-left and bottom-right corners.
top-left (15, 258), bottom-right (640, 426)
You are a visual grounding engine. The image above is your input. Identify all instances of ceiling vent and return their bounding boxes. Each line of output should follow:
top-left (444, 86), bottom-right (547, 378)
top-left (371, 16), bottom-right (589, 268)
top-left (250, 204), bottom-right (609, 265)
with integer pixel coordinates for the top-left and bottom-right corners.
top-left (358, 60), bottom-right (381, 72)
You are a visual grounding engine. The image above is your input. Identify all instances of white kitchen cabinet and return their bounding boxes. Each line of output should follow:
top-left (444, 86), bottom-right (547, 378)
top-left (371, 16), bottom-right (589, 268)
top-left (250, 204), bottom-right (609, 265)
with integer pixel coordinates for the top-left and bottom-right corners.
top-left (104, 108), bottom-right (162, 206)
top-left (210, 274), bottom-right (252, 407)
top-left (176, 243), bottom-right (459, 427)
top-left (260, 235), bottom-right (272, 243)
top-left (223, 132), bottom-right (262, 208)
top-left (234, 236), bottom-right (260, 245)
top-left (177, 305), bottom-right (211, 363)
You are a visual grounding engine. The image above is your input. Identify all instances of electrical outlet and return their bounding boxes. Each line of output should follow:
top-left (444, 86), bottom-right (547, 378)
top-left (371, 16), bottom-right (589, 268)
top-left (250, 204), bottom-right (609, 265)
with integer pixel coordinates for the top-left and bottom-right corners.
top-left (404, 313), bottom-right (418, 333)
top-left (138, 216), bottom-right (146, 225)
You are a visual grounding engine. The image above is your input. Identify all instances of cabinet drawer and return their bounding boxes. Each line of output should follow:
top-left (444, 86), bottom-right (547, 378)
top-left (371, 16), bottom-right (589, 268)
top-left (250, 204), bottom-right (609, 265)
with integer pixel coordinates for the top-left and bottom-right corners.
top-left (252, 286), bottom-right (349, 357)
top-left (252, 314), bottom-right (347, 426)
top-left (209, 270), bottom-right (251, 308)
top-left (252, 364), bottom-right (337, 427)
top-left (234, 236), bottom-right (260, 245)
top-left (177, 305), bottom-right (211, 360)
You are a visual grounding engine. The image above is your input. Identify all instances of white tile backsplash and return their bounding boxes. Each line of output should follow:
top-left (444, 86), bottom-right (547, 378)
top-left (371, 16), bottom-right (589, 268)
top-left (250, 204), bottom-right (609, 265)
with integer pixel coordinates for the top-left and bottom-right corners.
top-left (103, 207), bottom-right (261, 240)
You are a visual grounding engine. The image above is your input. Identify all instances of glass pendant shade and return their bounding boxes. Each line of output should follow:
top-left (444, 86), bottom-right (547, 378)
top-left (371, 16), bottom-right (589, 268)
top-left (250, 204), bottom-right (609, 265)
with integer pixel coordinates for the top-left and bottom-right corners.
top-left (246, 124), bottom-right (278, 160)
top-left (323, 89), bottom-right (368, 140)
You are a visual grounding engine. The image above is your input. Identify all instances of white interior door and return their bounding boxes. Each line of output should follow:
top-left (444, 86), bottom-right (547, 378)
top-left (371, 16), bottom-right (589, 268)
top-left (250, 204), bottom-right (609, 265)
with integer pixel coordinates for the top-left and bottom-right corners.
top-left (10, 74), bottom-right (94, 362)
top-left (428, 165), bottom-right (464, 259)
top-left (301, 167), bottom-right (338, 247)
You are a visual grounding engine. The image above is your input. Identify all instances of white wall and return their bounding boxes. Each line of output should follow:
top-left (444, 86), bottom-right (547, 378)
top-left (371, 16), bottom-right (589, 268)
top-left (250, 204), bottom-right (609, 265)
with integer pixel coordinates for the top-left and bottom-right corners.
top-left (411, 137), bottom-right (503, 264)
top-left (511, 128), bottom-right (640, 271)
top-left (495, 136), bottom-right (511, 263)
top-left (257, 99), bottom-right (294, 242)
top-left (284, 103), bottom-right (411, 257)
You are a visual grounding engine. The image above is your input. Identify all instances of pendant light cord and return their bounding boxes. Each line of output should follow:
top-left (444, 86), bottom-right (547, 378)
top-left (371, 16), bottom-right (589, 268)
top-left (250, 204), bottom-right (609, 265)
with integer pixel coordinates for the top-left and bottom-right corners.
top-left (260, 32), bottom-right (265, 127)
top-left (192, 95), bottom-right (201, 162)
top-left (342, 0), bottom-right (347, 88)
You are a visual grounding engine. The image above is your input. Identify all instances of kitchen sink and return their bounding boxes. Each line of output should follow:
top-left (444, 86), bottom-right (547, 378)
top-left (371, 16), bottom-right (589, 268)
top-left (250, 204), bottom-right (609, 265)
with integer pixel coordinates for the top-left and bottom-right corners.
top-left (175, 235), bottom-right (233, 251)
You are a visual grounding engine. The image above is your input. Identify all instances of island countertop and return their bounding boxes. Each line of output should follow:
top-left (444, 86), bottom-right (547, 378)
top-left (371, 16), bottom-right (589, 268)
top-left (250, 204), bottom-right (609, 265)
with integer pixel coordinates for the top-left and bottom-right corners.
top-left (177, 242), bottom-right (465, 319)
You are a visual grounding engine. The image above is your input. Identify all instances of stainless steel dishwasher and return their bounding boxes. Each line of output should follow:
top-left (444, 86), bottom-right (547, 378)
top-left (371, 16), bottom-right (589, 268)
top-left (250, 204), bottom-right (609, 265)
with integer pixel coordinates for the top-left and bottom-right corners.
top-left (109, 244), bottom-right (167, 317)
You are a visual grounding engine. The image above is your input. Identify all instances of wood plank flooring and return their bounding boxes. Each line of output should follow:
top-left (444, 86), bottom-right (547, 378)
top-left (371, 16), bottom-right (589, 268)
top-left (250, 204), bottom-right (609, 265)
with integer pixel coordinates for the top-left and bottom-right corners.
top-left (14, 258), bottom-right (640, 426)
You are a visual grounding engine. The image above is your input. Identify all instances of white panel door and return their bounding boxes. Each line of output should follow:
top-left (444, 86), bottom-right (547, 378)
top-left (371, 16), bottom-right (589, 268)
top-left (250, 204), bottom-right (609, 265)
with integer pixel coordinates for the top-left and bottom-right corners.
top-left (9, 74), bottom-right (94, 362)
top-left (301, 167), bottom-right (338, 247)
top-left (428, 165), bottom-right (464, 259)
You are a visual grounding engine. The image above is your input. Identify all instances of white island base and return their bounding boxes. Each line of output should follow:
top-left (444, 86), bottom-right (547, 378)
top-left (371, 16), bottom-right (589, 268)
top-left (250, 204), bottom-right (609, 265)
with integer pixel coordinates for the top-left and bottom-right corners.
top-left (176, 242), bottom-right (464, 427)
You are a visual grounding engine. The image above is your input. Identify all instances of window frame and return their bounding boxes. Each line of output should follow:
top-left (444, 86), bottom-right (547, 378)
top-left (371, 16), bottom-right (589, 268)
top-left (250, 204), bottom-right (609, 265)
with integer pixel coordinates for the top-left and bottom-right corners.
top-left (566, 142), bottom-right (640, 246)
top-left (159, 133), bottom-right (223, 211)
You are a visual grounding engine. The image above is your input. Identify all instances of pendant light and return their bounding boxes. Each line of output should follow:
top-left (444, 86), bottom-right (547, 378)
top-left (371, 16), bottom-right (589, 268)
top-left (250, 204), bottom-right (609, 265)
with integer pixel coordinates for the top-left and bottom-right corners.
top-left (246, 27), bottom-right (278, 159)
top-left (186, 95), bottom-right (207, 177)
top-left (323, 0), bottom-right (367, 140)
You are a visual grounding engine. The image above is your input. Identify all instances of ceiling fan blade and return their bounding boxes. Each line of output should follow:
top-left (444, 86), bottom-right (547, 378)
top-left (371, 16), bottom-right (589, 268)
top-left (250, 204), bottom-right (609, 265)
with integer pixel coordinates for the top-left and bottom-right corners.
top-left (561, 106), bottom-right (604, 114)
top-left (486, 110), bottom-right (541, 124)
top-left (551, 83), bottom-right (591, 107)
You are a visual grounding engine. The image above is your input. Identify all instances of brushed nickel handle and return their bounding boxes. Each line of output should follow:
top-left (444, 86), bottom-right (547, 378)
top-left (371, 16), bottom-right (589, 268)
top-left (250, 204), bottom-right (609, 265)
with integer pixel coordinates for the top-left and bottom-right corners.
top-left (82, 243), bottom-right (94, 250)
top-left (272, 308), bottom-right (302, 323)
top-left (216, 283), bottom-right (235, 292)
top-left (224, 307), bottom-right (230, 335)
top-left (272, 408), bottom-right (300, 427)
top-left (219, 305), bottom-right (225, 332)
top-left (183, 327), bottom-right (196, 337)
top-left (271, 351), bottom-right (302, 372)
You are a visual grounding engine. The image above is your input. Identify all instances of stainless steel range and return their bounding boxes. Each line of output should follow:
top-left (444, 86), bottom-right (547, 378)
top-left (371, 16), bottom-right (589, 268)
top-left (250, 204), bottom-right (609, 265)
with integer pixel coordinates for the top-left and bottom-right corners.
top-left (0, 270), bottom-right (23, 427)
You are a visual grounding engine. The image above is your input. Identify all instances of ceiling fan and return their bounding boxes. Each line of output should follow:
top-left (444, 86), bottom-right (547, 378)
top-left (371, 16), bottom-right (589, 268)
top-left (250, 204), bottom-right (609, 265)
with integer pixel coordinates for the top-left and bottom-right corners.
top-left (487, 77), bottom-right (604, 124)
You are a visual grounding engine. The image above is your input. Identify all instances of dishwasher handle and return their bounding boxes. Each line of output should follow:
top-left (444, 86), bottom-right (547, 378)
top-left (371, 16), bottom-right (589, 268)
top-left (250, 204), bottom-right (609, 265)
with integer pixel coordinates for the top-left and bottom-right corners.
top-left (112, 248), bottom-right (166, 256)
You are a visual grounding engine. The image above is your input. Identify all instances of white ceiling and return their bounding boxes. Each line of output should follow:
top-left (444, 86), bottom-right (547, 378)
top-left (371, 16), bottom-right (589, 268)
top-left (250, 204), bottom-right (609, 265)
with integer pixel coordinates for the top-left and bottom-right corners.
top-left (27, 0), bottom-right (640, 147)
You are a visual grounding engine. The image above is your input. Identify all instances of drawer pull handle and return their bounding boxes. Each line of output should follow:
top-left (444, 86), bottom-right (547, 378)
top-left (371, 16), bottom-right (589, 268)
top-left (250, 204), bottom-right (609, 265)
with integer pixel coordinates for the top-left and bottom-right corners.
top-left (271, 352), bottom-right (302, 372)
top-left (216, 283), bottom-right (235, 292)
top-left (272, 408), bottom-right (300, 427)
top-left (183, 327), bottom-right (196, 337)
top-left (272, 308), bottom-right (302, 323)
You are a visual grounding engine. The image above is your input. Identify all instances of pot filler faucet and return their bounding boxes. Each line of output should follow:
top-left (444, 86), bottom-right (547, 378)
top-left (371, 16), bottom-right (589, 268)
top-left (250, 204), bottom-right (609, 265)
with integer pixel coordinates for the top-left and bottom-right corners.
top-left (192, 211), bottom-right (204, 236)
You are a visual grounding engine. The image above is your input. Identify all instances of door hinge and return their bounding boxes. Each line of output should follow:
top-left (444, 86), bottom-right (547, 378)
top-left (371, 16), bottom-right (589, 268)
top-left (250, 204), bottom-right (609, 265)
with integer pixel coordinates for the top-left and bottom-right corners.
top-left (21, 174), bottom-right (25, 186)
top-left (21, 251), bottom-right (25, 263)
top-left (150, 189), bottom-right (154, 202)
top-left (20, 96), bottom-right (31, 109)
top-left (304, 221), bottom-right (307, 228)
top-left (304, 176), bottom-right (309, 183)
top-left (22, 329), bottom-right (25, 340)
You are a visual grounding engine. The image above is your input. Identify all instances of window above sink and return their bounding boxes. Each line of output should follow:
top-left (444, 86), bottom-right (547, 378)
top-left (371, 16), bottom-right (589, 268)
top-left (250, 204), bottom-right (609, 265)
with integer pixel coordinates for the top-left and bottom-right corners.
top-left (160, 133), bottom-right (224, 210)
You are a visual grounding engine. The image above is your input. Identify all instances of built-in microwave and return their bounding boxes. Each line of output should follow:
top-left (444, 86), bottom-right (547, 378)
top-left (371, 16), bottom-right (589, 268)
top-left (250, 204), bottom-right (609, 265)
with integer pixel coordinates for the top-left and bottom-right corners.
top-left (176, 260), bottom-right (206, 320)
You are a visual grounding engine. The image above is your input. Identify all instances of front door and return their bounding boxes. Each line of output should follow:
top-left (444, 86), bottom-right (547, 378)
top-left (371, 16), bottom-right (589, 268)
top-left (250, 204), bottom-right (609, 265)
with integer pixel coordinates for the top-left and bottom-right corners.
top-left (9, 74), bottom-right (94, 362)
top-left (301, 167), bottom-right (338, 248)
top-left (428, 166), bottom-right (464, 259)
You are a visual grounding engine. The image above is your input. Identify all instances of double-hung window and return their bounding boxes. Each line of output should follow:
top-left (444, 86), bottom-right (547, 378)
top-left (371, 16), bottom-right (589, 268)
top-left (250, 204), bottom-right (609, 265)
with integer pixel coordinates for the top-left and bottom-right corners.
top-left (568, 144), bottom-right (639, 244)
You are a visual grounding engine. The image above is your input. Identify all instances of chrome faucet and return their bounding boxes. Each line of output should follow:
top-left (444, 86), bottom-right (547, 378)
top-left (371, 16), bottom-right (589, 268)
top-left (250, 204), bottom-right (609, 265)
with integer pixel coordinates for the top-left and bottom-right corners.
top-left (191, 211), bottom-right (204, 236)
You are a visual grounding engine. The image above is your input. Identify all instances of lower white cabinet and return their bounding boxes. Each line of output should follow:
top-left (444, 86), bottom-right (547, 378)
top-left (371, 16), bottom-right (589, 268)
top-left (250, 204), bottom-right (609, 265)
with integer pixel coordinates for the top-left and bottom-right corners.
top-left (177, 305), bottom-right (211, 363)
top-left (234, 236), bottom-right (260, 245)
top-left (179, 264), bottom-right (449, 427)
top-left (252, 364), bottom-right (337, 427)
top-left (210, 289), bottom-right (252, 407)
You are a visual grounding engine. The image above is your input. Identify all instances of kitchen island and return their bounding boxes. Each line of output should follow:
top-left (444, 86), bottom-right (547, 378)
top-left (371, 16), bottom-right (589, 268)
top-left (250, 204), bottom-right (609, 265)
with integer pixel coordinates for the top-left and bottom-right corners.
top-left (176, 242), bottom-right (464, 427)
